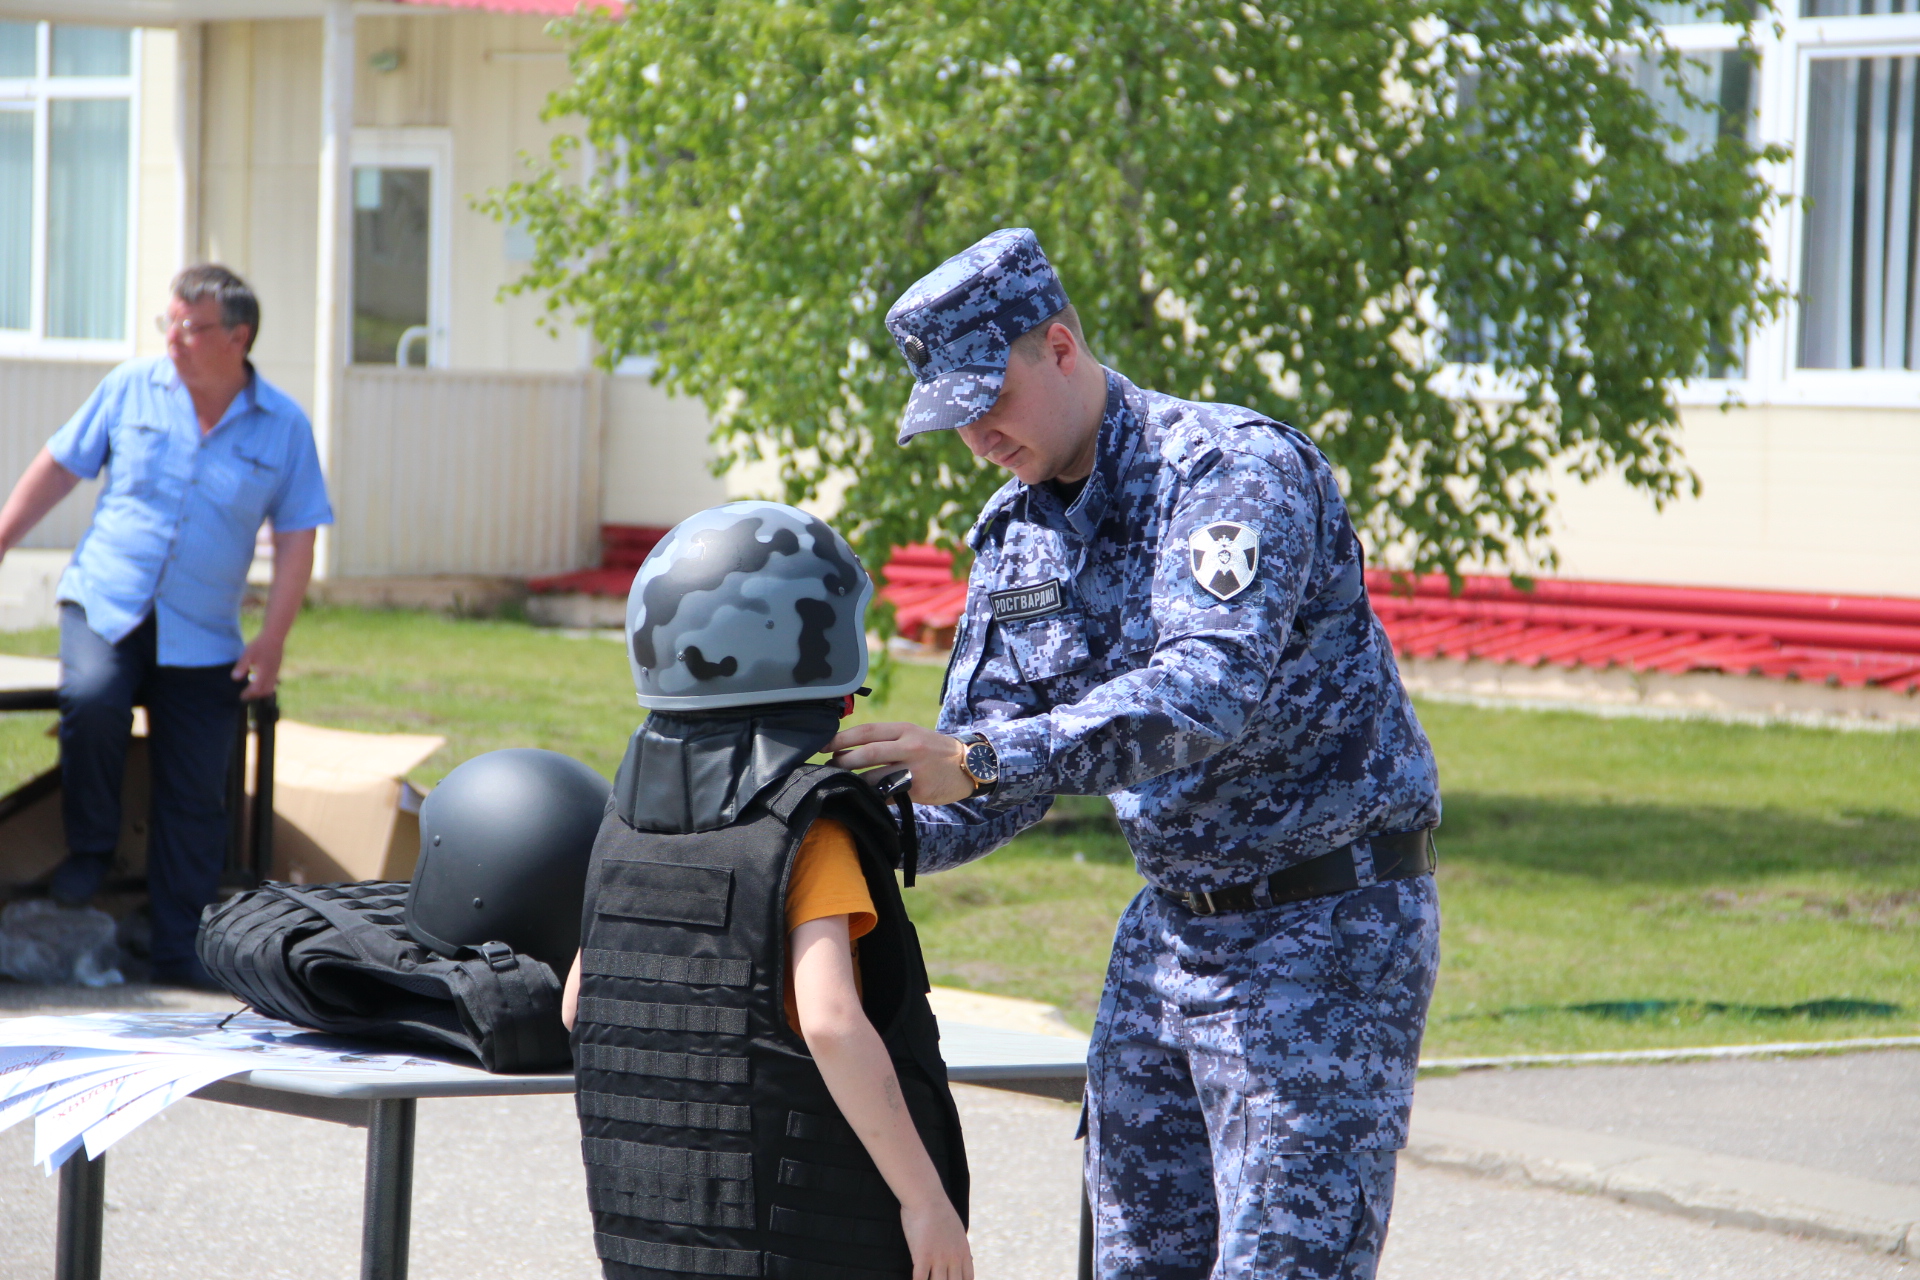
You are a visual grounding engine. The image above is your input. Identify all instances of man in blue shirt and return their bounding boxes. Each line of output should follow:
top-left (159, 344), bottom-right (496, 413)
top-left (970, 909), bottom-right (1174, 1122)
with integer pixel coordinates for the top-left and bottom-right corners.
top-left (0, 265), bottom-right (332, 988)
top-left (830, 230), bottom-right (1440, 1278)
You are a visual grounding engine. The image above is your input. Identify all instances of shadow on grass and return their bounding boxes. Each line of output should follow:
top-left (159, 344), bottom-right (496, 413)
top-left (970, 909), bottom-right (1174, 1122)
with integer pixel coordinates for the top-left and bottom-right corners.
top-left (1427, 794), bottom-right (1920, 887)
top-left (1015, 791), bottom-right (1920, 889)
top-left (1453, 998), bottom-right (1904, 1024)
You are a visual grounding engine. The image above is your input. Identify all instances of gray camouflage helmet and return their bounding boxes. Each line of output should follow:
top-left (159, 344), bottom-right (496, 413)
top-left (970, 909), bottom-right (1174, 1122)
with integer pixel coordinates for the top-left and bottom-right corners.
top-left (624, 501), bottom-right (873, 710)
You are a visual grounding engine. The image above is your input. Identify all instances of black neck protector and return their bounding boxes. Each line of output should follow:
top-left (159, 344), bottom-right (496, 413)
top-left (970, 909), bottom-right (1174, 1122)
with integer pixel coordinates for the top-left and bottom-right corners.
top-left (612, 701), bottom-right (844, 834)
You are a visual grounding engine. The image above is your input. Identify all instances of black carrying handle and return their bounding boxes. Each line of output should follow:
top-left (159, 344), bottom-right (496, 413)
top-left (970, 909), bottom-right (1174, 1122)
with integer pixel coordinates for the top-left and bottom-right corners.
top-left (871, 768), bottom-right (920, 888)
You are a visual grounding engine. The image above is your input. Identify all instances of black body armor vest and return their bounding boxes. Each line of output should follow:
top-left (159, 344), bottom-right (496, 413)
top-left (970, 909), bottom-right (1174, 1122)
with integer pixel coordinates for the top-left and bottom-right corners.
top-left (197, 881), bottom-right (570, 1073)
top-left (574, 764), bottom-right (968, 1280)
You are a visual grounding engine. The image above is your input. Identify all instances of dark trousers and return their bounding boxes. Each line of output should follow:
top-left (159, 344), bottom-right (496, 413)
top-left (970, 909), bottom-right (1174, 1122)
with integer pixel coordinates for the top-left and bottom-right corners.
top-left (58, 604), bottom-right (243, 967)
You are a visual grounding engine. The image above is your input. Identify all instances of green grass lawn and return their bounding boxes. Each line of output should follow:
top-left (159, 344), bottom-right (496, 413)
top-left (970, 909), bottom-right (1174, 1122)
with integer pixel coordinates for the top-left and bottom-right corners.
top-left (4, 608), bottom-right (1917, 1057)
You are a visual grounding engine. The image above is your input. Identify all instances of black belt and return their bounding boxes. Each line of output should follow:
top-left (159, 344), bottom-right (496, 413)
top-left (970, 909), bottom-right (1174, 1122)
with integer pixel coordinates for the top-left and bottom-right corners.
top-left (1163, 829), bottom-right (1436, 917)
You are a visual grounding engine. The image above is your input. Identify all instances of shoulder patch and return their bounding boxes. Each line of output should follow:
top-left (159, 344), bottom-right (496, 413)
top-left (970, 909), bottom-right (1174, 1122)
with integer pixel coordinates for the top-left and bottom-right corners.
top-left (1188, 522), bottom-right (1259, 601)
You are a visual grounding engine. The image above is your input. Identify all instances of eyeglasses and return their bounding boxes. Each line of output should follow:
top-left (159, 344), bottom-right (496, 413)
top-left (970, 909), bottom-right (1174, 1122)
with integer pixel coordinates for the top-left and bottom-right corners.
top-left (155, 315), bottom-right (232, 338)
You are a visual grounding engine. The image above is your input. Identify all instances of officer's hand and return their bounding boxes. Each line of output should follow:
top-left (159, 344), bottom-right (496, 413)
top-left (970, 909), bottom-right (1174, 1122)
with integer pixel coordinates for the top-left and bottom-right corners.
top-left (828, 722), bottom-right (974, 805)
top-left (231, 634), bottom-right (284, 701)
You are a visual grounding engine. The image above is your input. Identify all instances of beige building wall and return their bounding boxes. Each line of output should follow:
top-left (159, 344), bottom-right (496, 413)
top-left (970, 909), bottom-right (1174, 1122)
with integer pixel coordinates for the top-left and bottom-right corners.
top-left (1544, 404), bottom-right (1920, 599)
top-left (189, 13), bottom-right (717, 543)
top-left (603, 376), bottom-right (729, 526)
top-left (199, 18), bottom-right (323, 412)
top-left (132, 27), bottom-right (182, 363)
top-left (440, 14), bottom-right (580, 374)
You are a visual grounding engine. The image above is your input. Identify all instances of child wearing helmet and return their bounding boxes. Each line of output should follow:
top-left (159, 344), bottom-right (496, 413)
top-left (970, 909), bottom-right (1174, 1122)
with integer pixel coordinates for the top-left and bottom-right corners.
top-left (560, 501), bottom-right (971, 1280)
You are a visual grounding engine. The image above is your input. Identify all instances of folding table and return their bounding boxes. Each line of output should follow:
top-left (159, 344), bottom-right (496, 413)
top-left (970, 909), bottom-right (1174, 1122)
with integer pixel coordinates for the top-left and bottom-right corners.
top-left (49, 1018), bottom-right (1090, 1280)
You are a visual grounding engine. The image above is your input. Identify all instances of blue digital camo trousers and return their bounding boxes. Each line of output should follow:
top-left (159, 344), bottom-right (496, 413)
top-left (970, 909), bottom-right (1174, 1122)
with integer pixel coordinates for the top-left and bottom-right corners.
top-left (1085, 874), bottom-right (1441, 1279)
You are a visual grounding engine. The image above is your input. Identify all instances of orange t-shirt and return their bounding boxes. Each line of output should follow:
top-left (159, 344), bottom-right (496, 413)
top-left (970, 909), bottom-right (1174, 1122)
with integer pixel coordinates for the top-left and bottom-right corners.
top-left (783, 817), bottom-right (876, 1033)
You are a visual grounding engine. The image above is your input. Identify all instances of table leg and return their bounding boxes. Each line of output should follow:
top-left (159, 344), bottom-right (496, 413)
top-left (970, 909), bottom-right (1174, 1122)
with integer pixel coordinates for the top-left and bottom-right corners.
top-left (250, 694), bottom-right (278, 883)
top-left (1078, 1181), bottom-right (1093, 1280)
top-left (361, 1097), bottom-right (416, 1280)
top-left (55, 1151), bottom-right (106, 1280)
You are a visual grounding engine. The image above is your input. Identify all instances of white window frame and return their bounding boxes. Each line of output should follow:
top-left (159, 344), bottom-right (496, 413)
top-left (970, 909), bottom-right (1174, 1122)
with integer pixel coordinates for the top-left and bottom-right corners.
top-left (1765, 20), bottom-right (1920, 406)
top-left (1661, 6), bottom-right (1920, 408)
top-left (1439, 9), bottom-right (1920, 410)
top-left (351, 127), bottom-right (453, 369)
top-left (0, 22), bottom-right (141, 361)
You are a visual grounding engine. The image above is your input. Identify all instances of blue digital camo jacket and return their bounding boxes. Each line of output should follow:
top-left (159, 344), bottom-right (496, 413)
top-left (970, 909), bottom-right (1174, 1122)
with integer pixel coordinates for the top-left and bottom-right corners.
top-left (916, 369), bottom-right (1441, 894)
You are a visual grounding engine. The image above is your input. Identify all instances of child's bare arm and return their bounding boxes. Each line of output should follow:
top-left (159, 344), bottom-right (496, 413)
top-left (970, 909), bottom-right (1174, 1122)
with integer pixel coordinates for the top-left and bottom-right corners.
top-left (561, 948), bottom-right (583, 1031)
top-left (791, 917), bottom-right (972, 1280)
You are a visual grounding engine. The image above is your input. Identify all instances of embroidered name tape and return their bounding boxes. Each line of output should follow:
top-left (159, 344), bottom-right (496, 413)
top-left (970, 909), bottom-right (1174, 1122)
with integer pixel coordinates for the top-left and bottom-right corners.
top-left (989, 579), bottom-right (1065, 622)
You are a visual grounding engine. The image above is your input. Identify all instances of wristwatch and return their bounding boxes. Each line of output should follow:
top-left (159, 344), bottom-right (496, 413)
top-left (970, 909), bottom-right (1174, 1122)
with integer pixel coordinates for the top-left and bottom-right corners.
top-left (956, 733), bottom-right (1000, 798)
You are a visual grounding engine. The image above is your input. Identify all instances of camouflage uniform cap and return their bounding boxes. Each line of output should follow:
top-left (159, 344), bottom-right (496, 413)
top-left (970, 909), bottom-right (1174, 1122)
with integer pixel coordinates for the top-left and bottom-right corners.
top-left (885, 227), bottom-right (1071, 445)
top-left (623, 501), bottom-right (872, 711)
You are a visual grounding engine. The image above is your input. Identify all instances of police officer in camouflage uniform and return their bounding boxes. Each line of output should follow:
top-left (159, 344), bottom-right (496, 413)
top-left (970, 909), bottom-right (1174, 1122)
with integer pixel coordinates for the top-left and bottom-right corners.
top-left (829, 228), bottom-right (1442, 1279)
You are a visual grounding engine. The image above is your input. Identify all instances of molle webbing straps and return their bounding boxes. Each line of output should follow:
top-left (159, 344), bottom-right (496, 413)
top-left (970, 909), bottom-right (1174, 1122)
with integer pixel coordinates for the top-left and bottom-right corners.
top-left (577, 997), bottom-right (748, 1035)
top-left (581, 1154), bottom-right (754, 1204)
top-left (587, 1184), bottom-right (753, 1232)
top-left (580, 1091), bottom-right (752, 1133)
top-left (575, 1043), bottom-right (750, 1084)
top-left (593, 1235), bottom-right (762, 1277)
top-left (582, 1136), bottom-right (753, 1182)
top-left (585, 949), bottom-right (751, 987)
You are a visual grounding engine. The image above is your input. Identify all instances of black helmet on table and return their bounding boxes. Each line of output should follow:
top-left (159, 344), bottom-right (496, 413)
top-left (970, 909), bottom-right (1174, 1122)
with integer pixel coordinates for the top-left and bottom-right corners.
top-left (405, 749), bottom-right (611, 972)
top-left (625, 500), bottom-right (872, 710)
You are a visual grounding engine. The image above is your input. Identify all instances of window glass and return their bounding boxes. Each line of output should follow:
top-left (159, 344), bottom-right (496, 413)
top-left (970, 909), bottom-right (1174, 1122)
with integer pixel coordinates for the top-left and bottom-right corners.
top-left (47, 98), bottom-right (129, 341)
top-left (1445, 55), bottom-right (1754, 372)
top-left (1646, 2), bottom-right (1733, 20)
top-left (1799, 57), bottom-right (1920, 370)
top-left (353, 166), bottom-right (432, 364)
top-left (1801, 0), bottom-right (1918, 15)
top-left (50, 25), bottom-right (130, 77)
top-left (0, 110), bottom-right (30, 330)
top-left (1630, 51), bottom-right (1756, 377)
top-left (0, 22), bottom-right (35, 78)
top-left (1631, 51), bottom-right (1753, 157)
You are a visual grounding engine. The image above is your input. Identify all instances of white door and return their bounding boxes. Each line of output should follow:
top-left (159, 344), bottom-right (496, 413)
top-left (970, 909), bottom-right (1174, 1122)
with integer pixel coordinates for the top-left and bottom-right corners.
top-left (350, 128), bottom-right (451, 368)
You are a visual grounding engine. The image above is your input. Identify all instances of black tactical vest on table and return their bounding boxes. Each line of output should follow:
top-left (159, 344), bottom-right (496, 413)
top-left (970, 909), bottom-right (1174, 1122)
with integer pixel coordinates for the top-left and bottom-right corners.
top-left (198, 881), bottom-right (570, 1073)
top-left (574, 764), bottom-right (968, 1280)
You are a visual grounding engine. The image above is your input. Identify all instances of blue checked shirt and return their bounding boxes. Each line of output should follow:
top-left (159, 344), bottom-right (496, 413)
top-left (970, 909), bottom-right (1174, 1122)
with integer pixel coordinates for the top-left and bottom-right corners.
top-left (917, 370), bottom-right (1440, 895)
top-left (47, 357), bottom-right (333, 666)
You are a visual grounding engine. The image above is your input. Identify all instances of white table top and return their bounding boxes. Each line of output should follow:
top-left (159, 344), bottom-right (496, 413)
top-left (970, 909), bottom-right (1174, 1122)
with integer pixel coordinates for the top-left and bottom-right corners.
top-left (215, 1020), bottom-right (1088, 1101)
top-left (0, 654), bottom-right (59, 694)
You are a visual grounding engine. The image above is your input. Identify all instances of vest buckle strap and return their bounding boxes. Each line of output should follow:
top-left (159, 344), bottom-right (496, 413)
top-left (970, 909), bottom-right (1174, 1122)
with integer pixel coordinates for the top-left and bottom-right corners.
top-left (476, 940), bottom-right (518, 972)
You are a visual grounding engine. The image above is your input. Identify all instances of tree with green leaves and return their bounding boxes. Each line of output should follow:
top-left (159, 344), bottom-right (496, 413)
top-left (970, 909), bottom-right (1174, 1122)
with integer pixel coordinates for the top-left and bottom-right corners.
top-left (486, 0), bottom-right (1782, 591)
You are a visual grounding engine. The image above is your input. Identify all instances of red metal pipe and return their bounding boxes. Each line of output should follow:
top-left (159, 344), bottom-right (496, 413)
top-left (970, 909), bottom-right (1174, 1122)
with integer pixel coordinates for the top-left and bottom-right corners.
top-left (1367, 570), bottom-right (1920, 631)
top-left (1380, 593), bottom-right (1920, 656)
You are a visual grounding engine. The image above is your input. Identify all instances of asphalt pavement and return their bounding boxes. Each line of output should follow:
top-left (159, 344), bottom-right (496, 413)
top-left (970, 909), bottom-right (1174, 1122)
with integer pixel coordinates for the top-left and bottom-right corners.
top-left (1415, 1050), bottom-right (1920, 1186)
top-left (3, 986), bottom-right (1915, 1278)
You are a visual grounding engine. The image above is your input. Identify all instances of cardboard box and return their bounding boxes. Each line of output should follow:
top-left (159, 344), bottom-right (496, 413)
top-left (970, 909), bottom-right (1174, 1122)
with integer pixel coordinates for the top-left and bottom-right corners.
top-left (0, 717), bottom-right (444, 893)
top-left (260, 721), bottom-right (444, 883)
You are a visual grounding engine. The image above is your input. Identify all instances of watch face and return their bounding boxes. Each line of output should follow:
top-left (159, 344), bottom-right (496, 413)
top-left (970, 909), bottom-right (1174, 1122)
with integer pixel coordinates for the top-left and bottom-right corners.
top-left (965, 741), bottom-right (999, 782)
